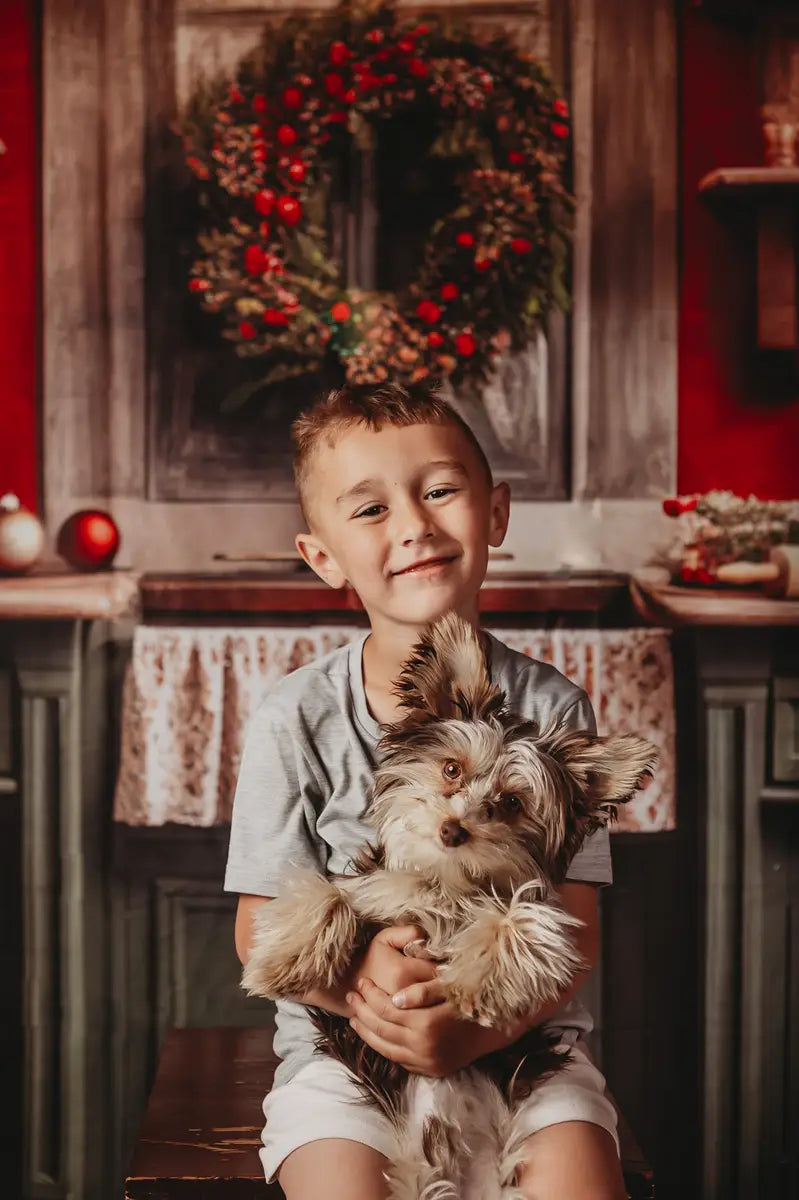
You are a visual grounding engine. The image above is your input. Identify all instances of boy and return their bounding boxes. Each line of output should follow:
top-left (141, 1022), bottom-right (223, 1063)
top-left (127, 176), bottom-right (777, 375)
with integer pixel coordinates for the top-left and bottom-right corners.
top-left (225, 381), bottom-right (626, 1200)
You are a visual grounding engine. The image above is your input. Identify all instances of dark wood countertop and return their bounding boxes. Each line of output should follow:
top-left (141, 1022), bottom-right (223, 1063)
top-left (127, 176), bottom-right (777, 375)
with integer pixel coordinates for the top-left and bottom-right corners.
top-left (139, 570), bottom-right (632, 620)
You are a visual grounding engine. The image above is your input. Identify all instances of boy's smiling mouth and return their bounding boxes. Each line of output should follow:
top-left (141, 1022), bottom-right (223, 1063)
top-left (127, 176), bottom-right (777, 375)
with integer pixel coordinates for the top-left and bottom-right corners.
top-left (392, 555), bottom-right (459, 576)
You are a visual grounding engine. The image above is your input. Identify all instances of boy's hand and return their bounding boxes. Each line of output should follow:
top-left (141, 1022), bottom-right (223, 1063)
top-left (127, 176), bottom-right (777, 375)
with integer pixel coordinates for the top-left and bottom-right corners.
top-left (350, 925), bottom-right (438, 1000)
top-left (347, 975), bottom-right (517, 1077)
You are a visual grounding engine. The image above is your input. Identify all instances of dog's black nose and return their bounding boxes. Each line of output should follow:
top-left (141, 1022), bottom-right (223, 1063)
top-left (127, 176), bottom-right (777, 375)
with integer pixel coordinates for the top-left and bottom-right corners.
top-left (440, 819), bottom-right (470, 847)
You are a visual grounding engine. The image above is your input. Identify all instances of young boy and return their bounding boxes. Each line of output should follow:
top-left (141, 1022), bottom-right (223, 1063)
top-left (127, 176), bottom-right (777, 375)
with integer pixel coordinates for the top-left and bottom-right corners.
top-left (224, 381), bottom-right (627, 1200)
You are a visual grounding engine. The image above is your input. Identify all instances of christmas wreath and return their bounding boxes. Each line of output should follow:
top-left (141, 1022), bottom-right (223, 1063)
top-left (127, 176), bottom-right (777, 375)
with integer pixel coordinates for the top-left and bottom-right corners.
top-left (181, 1), bottom-right (573, 405)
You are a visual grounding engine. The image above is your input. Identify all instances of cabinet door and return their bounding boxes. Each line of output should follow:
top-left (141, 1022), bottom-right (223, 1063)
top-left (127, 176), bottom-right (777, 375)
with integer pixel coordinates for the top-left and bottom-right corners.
top-left (154, 878), bottom-right (275, 1039)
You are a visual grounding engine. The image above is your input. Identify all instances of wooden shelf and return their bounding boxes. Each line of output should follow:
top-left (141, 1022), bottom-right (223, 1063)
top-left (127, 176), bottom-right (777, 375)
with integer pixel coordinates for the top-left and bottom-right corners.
top-left (698, 166), bottom-right (799, 352)
top-left (139, 571), bottom-right (630, 619)
top-left (698, 166), bottom-right (799, 198)
top-left (631, 573), bottom-right (799, 627)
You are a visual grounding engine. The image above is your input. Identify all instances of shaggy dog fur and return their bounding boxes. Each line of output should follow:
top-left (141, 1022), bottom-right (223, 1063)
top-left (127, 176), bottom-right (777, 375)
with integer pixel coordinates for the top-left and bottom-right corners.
top-left (242, 613), bottom-right (657, 1198)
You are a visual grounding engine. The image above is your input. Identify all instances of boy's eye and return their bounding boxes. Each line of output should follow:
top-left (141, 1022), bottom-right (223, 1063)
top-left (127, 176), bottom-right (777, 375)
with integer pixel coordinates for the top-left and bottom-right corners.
top-left (354, 504), bottom-right (386, 519)
top-left (442, 760), bottom-right (462, 781)
top-left (425, 487), bottom-right (458, 501)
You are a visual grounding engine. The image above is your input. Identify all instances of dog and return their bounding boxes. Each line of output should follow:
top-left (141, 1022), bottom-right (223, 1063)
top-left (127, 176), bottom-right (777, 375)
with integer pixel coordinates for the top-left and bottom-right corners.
top-left (243, 613), bottom-right (657, 1198)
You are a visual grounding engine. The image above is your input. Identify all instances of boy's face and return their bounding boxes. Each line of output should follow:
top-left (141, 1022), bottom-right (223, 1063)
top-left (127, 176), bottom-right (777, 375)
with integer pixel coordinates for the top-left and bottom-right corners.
top-left (295, 421), bottom-right (510, 632)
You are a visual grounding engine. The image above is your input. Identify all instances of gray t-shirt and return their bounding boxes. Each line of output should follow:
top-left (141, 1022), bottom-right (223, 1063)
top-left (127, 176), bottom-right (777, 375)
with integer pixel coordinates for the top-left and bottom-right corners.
top-left (224, 630), bottom-right (612, 1086)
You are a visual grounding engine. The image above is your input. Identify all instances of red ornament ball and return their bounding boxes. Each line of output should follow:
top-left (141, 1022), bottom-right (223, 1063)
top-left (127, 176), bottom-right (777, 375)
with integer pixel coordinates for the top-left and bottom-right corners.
top-left (330, 301), bottom-right (352, 322)
top-left (239, 321), bottom-right (257, 339)
top-left (551, 122), bottom-right (569, 139)
top-left (553, 98), bottom-right (569, 118)
top-left (277, 124), bottom-right (298, 147)
top-left (510, 237), bottom-right (532, 255)
top-left (283, 87), bottom-right (303, 109)
top-left (287, 159), bottom-right (307, 184)
top-left (276, 195), bottom-right (303, 226)
top-left (441, 282), bottom-right (459, 301)
top-left (263, 308), bottom-right (289, 327)
top-left (57, 509), bottom-right (120, 572)
top-left (255, 189), bottom-right (276, 216)
top-left (455, 332), bottom-right (477, 357)
top-left (325, 72), bottom-right (344, 96)
top-left (456, 231), bottom-right (475, 248)
top-left (244, 245), bottom-right (267, 275)
top-left (329, 41), bottom-right (352, 66)
top-left (252, 93), bottom-right (267, 113)
top-left (427, 331), bottom-right (444, 349)
top-left (416, 299), bottom-right (442, 324)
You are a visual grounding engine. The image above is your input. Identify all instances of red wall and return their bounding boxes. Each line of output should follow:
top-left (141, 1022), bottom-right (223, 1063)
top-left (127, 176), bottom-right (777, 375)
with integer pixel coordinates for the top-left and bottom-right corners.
top-left (0, 1), bottom-right (37, 512)
top-left (679, 4), bottom-right (799, 499)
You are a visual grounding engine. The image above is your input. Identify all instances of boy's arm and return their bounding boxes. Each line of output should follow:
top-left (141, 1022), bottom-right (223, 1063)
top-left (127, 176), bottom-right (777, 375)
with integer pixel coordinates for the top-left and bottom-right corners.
top-left (235, 894), bottom-right (355, 1016)
top-left (235, 895), bottom-right (437, 1018)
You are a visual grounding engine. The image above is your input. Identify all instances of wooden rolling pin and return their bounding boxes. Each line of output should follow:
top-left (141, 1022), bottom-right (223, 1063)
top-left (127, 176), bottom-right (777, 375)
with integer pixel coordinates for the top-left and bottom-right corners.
top-left (715, 545), bottom-right (799, 597)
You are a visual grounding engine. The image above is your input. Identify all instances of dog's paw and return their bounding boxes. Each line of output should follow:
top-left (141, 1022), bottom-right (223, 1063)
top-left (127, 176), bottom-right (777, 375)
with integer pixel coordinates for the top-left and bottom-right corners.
top-left (241, 871), bottom-right (358, 999)
top-left (402, 938), bottom-right (436, 962)
top-left (438, 891), bottom-right (584, 1028)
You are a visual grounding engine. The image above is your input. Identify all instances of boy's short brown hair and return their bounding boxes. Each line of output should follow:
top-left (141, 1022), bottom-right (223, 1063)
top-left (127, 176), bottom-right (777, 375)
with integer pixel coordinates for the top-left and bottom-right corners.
top-left (291, 381), bottom-right (493, 524)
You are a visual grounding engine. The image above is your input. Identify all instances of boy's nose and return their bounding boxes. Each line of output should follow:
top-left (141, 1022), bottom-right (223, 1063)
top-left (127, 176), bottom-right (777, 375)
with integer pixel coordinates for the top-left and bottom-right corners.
top-left (440, 819), bottom-right (470, 847)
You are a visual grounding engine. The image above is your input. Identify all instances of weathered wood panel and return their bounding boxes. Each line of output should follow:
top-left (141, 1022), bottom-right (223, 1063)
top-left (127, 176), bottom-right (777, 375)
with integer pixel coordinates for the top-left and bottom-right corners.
top-left (581, 0), bottom-right (677, 498)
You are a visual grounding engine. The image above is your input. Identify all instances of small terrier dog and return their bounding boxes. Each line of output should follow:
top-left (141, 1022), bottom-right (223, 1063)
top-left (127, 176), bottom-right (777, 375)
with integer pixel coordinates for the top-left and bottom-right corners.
top-left (243, 614), bottom-right (656, 1199)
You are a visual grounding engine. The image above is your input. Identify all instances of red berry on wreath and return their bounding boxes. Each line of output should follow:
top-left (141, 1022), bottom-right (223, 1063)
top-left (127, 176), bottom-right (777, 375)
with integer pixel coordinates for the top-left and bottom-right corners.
top-left (366, 29), bottom-right (384, 43)
top-left (329, 41), bottom-right (352, 66)
top-left (244, 245), bottom-right (267, 275)
top-left (239, 321), bottom-right (257, 339)
top-left (277, 124), bottom-right (298, 146)
top-left (474, 257), bottom-right (493, 272)
top-left (189, 278), bottom-right (210, 292)
top-left (229, 86), bottom-right (244, 104)
top-left (551, 122), bottom-right (569, 139)
top-left (288, 159), bottom-right (307, 184)
top-left (259, 221), bottom-right (271, 239)
top-left (510, 237), bottom-right (532, 255)
top-left (330, 301), bottom-right (351, 322)
top-left (441, 282), bottom-right (459, 301)
top-left (455, 332), bottom-right (477, 357)
top-left (263, 308), bottom-right (290, 327)
top-left (397, 37), bottom-right (415, 54)
top-left (255, 189), bottom-right (276, 215)
top-left (553, 98), bottom-right (569, 118)
top-left (427, 331), bottom-right (444, 348)
top-left (253, 93), bottom-right (267, 113)
top-left (325, 72), bottom-right (344, 96)
top-left (408, 58), bottom-right (428, 78)
top-left (252, 144), bottom-right (268, 163)
top-left (456, 231), bottom-right (475, 248)
top-left (508, 150), bottom-right (525, 165)
top-left (283, 86), bottom-right (303, 109)
top-left (416, 300), bottom-right (442, 324)
top-left (276, 195), bottom-right (302, 225)
top-left (343, 89), bottom-right (357, 104)
top-left (327, 111), bottom-right (348, 124)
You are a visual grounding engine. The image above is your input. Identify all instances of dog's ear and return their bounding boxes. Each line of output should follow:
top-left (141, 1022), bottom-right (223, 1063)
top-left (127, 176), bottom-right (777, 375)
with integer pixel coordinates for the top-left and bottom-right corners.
top-left (394, 612), bottom-right (505, 722)
top-left (541, 725), bottom-right (658, 826)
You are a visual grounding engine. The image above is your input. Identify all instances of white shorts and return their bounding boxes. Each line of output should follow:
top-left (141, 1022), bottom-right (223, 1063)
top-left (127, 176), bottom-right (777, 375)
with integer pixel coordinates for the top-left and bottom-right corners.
top-left (260, 1041), bottom-right (619, 1184)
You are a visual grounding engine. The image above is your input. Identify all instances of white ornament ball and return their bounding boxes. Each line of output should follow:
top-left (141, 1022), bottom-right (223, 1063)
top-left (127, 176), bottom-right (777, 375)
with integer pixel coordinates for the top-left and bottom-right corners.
top-left (0, 493), bottom-right (45, 573)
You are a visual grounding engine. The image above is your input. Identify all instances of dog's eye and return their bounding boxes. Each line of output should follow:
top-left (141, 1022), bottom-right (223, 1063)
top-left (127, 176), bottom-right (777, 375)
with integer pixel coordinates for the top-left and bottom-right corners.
top-left (442, 760), bottom-right (462, 781)
top-left (502, 793), bottom-right (522, 812)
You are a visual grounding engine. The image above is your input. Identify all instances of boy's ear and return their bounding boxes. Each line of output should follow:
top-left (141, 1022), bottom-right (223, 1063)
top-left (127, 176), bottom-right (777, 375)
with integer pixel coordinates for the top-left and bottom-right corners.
top-left (488, 481), bottom-right (511, 547)
top-left (295, 531), bottom-right (347, 590)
